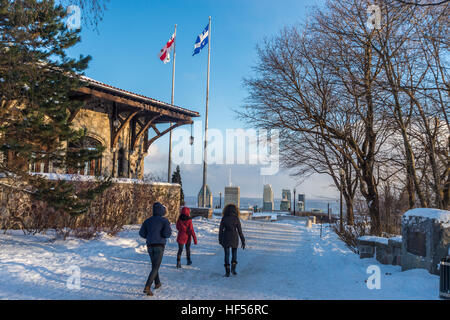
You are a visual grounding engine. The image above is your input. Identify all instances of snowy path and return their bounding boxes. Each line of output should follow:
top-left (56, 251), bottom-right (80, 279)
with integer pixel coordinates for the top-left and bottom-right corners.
top-left (0, 217), bottom-right (440, 299)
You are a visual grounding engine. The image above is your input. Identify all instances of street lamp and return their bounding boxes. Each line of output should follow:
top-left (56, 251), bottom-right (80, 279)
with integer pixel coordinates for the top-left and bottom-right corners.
top-left (189, 123), bottom-right (194, 145)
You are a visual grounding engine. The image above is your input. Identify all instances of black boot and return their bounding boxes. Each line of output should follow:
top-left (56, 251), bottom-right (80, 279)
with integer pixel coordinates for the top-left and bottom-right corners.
top-left (224, 264), bottom-right (230, 277)
top-left (187, 251), bottom-right (192, 265)
top-left (176, 260), bottom-right (182, 269)
top-left (187, 253), bottom-right (192, 265)
top-left (231, 261), bottom-right (237, 275)
top-left (143, 286), bottom-right (153, 296)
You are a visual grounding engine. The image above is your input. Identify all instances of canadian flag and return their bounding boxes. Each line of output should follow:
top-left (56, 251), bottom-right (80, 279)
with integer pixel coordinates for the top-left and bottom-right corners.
top-left (158, 33), bottom-right (175, 64)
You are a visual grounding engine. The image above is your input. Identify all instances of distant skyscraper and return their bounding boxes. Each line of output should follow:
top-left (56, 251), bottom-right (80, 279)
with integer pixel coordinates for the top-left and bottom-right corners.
top-left (280, 189), bottom-right (291, 211)
top-left (198, 185), bottom-right (213, 208)
top-left (263, 184), bottom-right (274, 211)
top-left (225, 186), bottom-right (240, 208)
top-left (298, 194), bottom-right (305, 212)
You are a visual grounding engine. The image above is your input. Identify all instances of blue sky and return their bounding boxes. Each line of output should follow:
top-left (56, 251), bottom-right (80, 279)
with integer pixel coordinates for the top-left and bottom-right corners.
top-left (68, 0), bottom-right (337, 200)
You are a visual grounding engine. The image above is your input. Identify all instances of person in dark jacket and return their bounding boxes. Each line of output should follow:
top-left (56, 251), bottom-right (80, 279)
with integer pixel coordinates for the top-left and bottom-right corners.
top-left (218, 204), bottom-right (245, 277)
top-left (139, 202), bottom-right (172, 296)
top-left (176, 206), bottom-right (197, 268)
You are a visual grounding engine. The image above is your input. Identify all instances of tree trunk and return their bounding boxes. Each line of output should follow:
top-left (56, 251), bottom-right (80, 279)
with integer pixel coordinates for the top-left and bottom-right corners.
top-left (344, 193), bottom-right (354, 226)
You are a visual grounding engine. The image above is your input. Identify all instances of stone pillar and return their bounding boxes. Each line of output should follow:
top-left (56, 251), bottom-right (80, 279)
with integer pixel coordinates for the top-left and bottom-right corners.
top-left (401, 208), bottom-right (450, 275)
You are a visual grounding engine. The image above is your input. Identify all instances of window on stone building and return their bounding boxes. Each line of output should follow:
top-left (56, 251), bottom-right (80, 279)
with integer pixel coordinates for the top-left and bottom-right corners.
top-left (28, 152), bottom-right (49, 173)
top-left (67, 136), bottom-right (103, 176)
top-left (117, 147), bottom-right (125, 178)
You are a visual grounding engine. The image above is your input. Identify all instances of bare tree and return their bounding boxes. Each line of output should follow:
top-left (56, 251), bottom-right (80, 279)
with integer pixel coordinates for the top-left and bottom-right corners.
top-left (241, 14), bottom-right (388, 234)
top-left (394, 0), bottom-right (449, 7)
top-left (369, 1), bottom-right (449, 209)
top-left (240, 0), bottom-right (448, 236)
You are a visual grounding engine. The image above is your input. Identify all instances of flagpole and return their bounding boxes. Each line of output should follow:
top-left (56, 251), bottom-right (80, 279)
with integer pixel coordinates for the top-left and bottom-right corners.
top-left (202, 16), bottom-right (211, 207)
top-left (168, 24), bottom-right (177, 183)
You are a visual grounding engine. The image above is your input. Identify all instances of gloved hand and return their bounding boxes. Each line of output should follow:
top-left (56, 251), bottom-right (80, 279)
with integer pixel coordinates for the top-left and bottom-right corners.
top-left (241, 242), bottom-right (245, 250)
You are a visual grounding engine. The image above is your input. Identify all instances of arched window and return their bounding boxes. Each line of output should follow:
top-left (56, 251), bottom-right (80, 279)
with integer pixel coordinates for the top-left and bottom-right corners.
top-left (67, 136), bottom-right (103, 176)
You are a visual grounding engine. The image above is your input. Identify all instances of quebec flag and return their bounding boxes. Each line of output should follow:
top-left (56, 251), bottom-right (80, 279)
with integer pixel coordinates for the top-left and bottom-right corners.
top-left (193, 23), bottom-right (209, 56)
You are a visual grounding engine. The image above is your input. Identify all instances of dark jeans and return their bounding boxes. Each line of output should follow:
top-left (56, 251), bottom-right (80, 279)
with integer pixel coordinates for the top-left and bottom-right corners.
top-left (145, 245), bottom-right (164, 288)
top-left (224, 246), bottom-right (237, 265)
top-left (177, 241), bottom-right (191, 261)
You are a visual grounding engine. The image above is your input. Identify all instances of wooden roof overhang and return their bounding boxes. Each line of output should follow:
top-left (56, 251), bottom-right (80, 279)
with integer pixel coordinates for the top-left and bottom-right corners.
top-left (72, 77), bottom-right (200, 152)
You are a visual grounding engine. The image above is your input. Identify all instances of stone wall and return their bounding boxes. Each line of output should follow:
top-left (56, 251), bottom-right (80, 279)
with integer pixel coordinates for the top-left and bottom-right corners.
top-left (71, 108), bottom-right (114, 176)
top-left (357, 236), bottom-right (402, 266)
top-left (105, 181), bottom-right (181, 224)
top-left (71, 100), bottom-right (149, 179)
top-left (401, 209), bottom-right (450, 275)
top-left (0, 178), bottom-right (181, 233)
top-left (190, 207), bottom-right (213, 219)
top-left (356, 208), bottom-right (450, 275)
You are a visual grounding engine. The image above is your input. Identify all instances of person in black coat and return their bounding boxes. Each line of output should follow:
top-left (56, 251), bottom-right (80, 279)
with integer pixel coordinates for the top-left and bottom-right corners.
top-left (218, 204), bottom-right (245, 277)
top-left (139, 202), bottom-right (172, 296)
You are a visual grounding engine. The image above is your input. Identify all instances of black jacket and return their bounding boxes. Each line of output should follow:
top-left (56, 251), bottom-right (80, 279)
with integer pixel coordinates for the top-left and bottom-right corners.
top-left (139, 202), bottom-right (172, 246)
top-left (218, 210), bottom-right (245, 249)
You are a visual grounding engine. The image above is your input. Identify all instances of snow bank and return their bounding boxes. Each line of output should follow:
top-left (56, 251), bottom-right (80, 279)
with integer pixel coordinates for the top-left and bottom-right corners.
top-left (358, 236), bottom-right (389, 245)
top-left (389, 236), bottom-right (402, 243)
top-left (403, 208), bottom-right (450, 223)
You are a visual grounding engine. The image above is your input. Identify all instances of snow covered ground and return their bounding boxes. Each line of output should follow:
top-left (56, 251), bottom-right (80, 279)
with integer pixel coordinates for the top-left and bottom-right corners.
top-left (0, 217), bottom-right (440, 300)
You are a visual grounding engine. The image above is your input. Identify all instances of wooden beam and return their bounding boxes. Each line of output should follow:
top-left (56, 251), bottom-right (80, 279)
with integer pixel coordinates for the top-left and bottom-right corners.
top-left (77, 87), bottom-right (194, 122)
top-left (136, 117), bottom-right (146, 128)
top-left (146, 122), bottom-right (187, 153)
top-left (131, 114), bottom-right (161, 150)
top-left (150, 123), bottom-right (161, 135)
top-left (68, 108), bottom-right (80, 123)
top-left (111, 110), bottom-right (139, 148)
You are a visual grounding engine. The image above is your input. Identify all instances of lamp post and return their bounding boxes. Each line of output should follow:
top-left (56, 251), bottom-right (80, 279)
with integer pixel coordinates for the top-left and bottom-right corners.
top-left (339, 168), bottom-right (345, 232)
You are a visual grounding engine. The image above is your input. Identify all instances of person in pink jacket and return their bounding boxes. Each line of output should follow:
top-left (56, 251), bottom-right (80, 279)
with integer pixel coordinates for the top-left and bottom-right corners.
top-left (176, 207), bottom-right (197, 268)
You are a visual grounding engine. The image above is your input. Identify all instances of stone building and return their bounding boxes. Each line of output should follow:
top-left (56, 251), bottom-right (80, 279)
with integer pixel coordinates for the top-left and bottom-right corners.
top-left (198, 185), bottom-right (213, 208)
top-left (297, 194), bottom-right (306, 212)
top-left (280, 189), bottom-right (291, 211)
top-left (225, 186), bottom-right (240, 208)
top-left (24, 76), bottom-right (200, 179)
top-left (263, 184), bottom-right (274, 211)
top-left (0, 77), bottom-right (200, 226)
